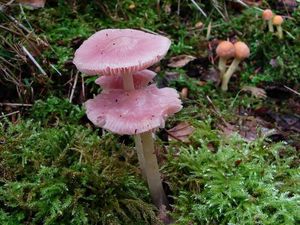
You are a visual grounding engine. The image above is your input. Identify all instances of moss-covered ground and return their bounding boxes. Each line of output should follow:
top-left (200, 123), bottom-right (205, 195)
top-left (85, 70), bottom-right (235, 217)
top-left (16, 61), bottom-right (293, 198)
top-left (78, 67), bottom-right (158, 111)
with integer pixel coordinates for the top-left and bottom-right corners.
top-left (0, 0), bottom-right (299, 224)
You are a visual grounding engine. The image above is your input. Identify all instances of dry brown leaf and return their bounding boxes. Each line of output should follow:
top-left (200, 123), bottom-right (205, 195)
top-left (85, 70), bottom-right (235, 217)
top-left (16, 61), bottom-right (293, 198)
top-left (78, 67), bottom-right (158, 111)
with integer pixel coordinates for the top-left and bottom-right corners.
top-left (167, 122), bottom-right (195, 143)
top-left (241, 86), bottom-right (267, 99)
top-left (17, 0), bottom-right (46, 8)
top-left (168, 55), bottom-right (196, 68)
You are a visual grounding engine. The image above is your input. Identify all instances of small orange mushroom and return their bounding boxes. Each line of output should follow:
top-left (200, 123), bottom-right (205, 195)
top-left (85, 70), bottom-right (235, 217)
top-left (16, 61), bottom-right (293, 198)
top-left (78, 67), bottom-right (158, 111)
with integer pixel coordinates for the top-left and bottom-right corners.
top-left (262, 9), bottom-right (274, 33)
top-left (216, 41), bottom-right (235, 78)
top-left (273, 15), bottom-right (284, 39)
top-left (221, 42), bottom-right (250, 91)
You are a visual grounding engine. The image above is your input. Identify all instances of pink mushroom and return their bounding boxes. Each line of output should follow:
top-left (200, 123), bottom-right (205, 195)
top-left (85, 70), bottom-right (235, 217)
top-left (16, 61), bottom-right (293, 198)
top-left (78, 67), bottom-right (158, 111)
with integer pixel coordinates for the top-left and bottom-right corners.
top-left (95, 70), bottom-right (156, 90)
top-left (73, 29), bottom-right (182, 210)
top-left (85, 84), bottom-right (181, 134)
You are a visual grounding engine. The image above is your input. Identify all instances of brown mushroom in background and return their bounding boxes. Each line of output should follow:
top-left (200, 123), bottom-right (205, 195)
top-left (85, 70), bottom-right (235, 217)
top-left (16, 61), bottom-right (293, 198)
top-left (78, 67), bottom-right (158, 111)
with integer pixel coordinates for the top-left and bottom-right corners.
top-left (221, 41), bottom-right (250, 91)
top-left (216, 41), bottom-right (235, 78)
top-left (262, 9), bottom-right (274, 32)
top-left (273, 15), bottom-right (284, 39)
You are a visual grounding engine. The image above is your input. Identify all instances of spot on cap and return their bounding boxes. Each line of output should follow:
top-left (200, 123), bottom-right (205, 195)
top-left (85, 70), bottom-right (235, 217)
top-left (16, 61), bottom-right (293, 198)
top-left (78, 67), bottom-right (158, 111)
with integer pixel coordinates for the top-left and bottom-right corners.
top-left (216, 41), bottom-right (235, 59)
top-left (85, 85), bottom-right (182, 135)
top-left (73, 29), bottom-right (171, 76)
top-left (234, 42), bottom-right (250, 60)
top-left (262, 9), bottom-right (273, 20)
top-left (95, 70), bottom-right (156, 90)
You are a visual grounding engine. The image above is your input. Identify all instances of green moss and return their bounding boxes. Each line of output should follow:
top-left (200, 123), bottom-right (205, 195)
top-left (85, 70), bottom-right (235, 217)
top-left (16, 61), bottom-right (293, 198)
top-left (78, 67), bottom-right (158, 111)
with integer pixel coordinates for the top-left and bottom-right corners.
top-left (0, 118), bottom-right (160, 224)
top-left (164, 124), bottom-right (300, 225)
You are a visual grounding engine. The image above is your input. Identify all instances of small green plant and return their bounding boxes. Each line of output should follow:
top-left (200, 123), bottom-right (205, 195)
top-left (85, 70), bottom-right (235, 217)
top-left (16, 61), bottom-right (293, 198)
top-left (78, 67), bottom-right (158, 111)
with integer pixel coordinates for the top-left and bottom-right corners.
top-left (30, 96), bottom-right (85, 125)
top-left (0, 119), bottom-right (160, 224)
top-left (164, 122), bottom-right (300, 225)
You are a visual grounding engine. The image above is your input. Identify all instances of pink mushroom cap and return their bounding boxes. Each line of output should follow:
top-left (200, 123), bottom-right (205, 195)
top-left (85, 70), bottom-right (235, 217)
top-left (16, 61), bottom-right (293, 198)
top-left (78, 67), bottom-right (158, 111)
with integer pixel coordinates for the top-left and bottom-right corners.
top-left (85, 84), bottom-right (182, 135)
top-left (73, 29), bottom-right (171, 76)
top-left (95, 70), bottom-right (156, 90)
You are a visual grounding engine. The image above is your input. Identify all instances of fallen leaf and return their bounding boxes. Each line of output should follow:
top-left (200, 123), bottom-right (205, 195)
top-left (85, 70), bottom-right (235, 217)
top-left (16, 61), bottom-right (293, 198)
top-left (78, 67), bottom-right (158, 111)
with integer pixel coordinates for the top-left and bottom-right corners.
top-left (156, 71), bottom-right (180, 88)
top-left (218, 122), bottom-right (236, 138)
top-left (241, 86), bottom-right (267, 99)
top-left (201, 67), bottom-right (221, 86)
top-left (218, 116), bottom-right (275, 142)
top-left (168, 55), bottom-right (196, 68)
top-left (17, 0), bottom-right (46, 8)
top-left (167, 122), bottom-right (195, 143)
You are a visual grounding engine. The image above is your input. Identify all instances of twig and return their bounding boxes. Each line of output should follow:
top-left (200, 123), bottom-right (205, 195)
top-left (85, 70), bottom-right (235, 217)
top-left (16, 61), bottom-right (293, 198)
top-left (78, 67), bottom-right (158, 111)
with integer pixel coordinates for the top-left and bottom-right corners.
top-left (5, 0), bottom-right (15, 6)
top-left (140, 27), bottom-right (159, 35)
top-left (177, 0), bottom-right (180, 15)
top-left (81, 75), bottom-right (86, 101)
top-left (69, 71), bottom-right (79, 103)
top-left (232, 0), bottom-right (249, 8)
top-left (7, 15), bottom-right (31, 34)
top-left (190, 0), bottom-right (207, 18)
top-left (284, 85), bottom-right (300, 97)
top-left (50, 63), bottom-right (62, 76)
top-left (206, 95), bottom-right (227, 125)
top-left (21, 45), bottom-right (47, 76)
top-left (206, 21), bottom-right (212, 40)
top-left (0, 103), bottom-right (32, 107)
top-left (0, 111), bottom-right (20, 119)
top-left (19, 3), bottom-right (33, 31)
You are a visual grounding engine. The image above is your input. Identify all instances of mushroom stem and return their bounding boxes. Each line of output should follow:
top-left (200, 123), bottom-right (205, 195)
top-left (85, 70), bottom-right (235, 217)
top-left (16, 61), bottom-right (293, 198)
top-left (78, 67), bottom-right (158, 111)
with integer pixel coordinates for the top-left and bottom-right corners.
top-left (122, 72), bottom-right (146, 178)
top-left (140, 131), bottom-right (169, 209)
top-left (134, 135), bottom-right (146, 179)
top-left (276, 25), bottom-right (283, 39)
top-left (268, 20), bottom-right (274, 33)
top-left (218, 57), bottom-right (227, 78)
top-left (123, 73), bottom-right (135, 91)
top-left (221, 58), bottom-right (241, 91)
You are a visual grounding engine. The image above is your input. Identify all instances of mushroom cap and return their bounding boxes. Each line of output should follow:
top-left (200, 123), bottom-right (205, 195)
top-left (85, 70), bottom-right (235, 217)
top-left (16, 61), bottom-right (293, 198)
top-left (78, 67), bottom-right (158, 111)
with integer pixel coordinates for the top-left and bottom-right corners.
top-left (234, 42), bottom-right (250, 60)
top-left (262, 9), bottom-right (273, 20)
top-left (85, 85), bottom-right (182, 135)
top-left (273, 15), bottom-right (284, 25)
top-left (95, 70), bottom-right (156, 90)
top-left (216, 41), bottom-right (235, 59)
top-left (73, 29), bottom-right (171, 76)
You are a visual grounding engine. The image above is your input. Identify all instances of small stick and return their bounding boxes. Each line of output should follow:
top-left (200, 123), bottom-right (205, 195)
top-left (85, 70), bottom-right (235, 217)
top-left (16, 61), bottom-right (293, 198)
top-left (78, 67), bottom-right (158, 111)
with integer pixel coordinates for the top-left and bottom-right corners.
top-left (81, 75), bottom-right (86, 101)
top-left (233, 0), bottom-right (249, 8)
top-left (0, 103), bottom-right (32, 107)
top-left (190, 0), bottom-right (207, 18)
top-left (50, 64), bottom-right (62, 76)
top-left (177, 0), bottom-right (181, 15)
top-left (140, 27), bottom-right (159, 35)
top-left (69, 71), bottom-right (79, 103)
top-left (206, 21), bottom-right (212, 40)
top-left (206, 95), bottom-right (227, 125)
top-left (0, 111), bottom-right (20, 119)
top-left (284, 85), bottom-right (300, 97)
top-left (21, 45), bottom-right (47, 76)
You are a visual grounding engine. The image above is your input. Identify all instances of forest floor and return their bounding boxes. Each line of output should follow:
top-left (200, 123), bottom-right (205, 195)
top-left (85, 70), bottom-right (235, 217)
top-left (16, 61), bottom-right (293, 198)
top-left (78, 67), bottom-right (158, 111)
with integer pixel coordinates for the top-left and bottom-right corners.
top-left (0, 1), bottom-right (299, 224)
